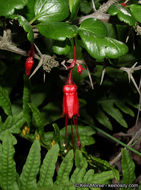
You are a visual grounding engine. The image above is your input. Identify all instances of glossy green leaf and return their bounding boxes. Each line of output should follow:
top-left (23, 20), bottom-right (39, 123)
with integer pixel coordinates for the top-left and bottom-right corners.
top-left (108, 3), bottom-right (136, 26)
top-left (11, 15), bottom-right (34, 42)
top-left (95, 109), bottom-right (113, 130)
top-left (0, 0), bottom-right (28, 16)
top-left (0, 86), bottom-right (12, 115)
top-left (80, 18), bottom-right (107, 38)
top-left (20, 140), bottom-right (41, 190)
top-left (38, 144), bottom-right (59, 187)
top-left (69, 0), bottom-right (80, 20)
top-left (0, 132), bottom-right (17, 190)
top-left (121, 149), bottom-right (136, 185)
top-left (37, 22), bottom-right (78, 41)
top-left (130, 4), bottom-right (141, 23)
top-left (34, 0), bottom-right (69, 22)
top-left (26, 0), bottom-right (35, 21)
top-left (79, 18), bottom-right (128, 61)
top-left (53, 44), bottom-right (71, 55)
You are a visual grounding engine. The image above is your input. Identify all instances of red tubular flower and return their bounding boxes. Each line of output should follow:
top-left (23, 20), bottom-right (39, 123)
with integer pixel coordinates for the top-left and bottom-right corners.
top-left (121, 3), bottom-right (126, 6)
top-left (25, 44), bottom-right (35, 76)
top-left (62, 69), bottom-right (81, 153)
top-left (25, 57), bottom-right (34, 76)
top-left (77, 63), bottom-right (85, 74)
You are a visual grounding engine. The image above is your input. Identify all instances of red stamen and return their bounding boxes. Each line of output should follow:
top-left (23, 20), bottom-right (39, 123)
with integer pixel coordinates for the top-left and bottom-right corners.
top-left (73, 116), bottom-right (81, 147)
top-left (65, 115), bottom-right (68, 149)
top-left (71, 119), bottom-right (75, 155)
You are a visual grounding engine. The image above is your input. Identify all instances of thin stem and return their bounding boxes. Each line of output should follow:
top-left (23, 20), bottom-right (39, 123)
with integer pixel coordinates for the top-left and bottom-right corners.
top-left (29, 17), bottom-right (37, 25)
top-left (73, 116), bottom-right (81, 147)
top-left (73, 38), bottom-right (76, 62)
top-left (94, 126), bottom-right (141, 157)
top-left (65, 115), bottom-right (68, 149)
top-left (82, 120), bottom-right (141, 157)
top-left (91, 0), bottom-right (96, 11)
top-left (71, 119), bottom-right (75, 155)
top-left (67, 68), bottom-right (73, 84)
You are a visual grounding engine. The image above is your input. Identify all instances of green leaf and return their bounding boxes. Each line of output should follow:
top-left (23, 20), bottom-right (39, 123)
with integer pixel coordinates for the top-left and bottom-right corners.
top-left (26, 0), bottom-right (35, 21)
top-left (108, 3), bottom-right (136, 26)
top-left (114, 101), bottom-right (134, 117)
top-left (71, 150), bottom-right (87, 184)
top-left (31, 92), bottom-right (46, 107)
top-left (0, 0), bottom-right (28, 16)
top-left (55, 150), bottom-right (73, 184)
top-left (0, 132), bottom-right (17, 190)
top-left (100, 100), bottom-right (128, 128)
top-left (20, 140), bottom-right (41, 190)
top-left (34, 0), bottom-right (69, 22)
top-left (53, 44), bottom-right (71, 55)
top-left (93, 170), bottom-right (116, 183)
top-left (121, 149), bottom-right (136, 185)
top-left (0, 86), bottom-right (12, 115)
top-left (79, 18), bottom-right (128, 61)
top-left (69, 0), bottom-right (80, 20)
top-left (28, 103), bottom-right (44, 129)
top-left (90, 156), bottom-right (119, 181)
top-left (60, 125), bottom-right (95, 148)
top-left (80, 18), bottom-right (107, 38)
top-left (11, 15), bottom-right (34, 42)
top-left (38, 144), bottom-right (59, 187)
top-left (37, 22), bottom-right (78, 41)
top-left (0, 112), bottom-right (25, 139)
top-left (130, 4), bottom-right (141, 23)
top-left (80, 0), bottom-right (92, 14)
top-left (23, 76), bottom-right (31, 126)
top-left (95, 109), bottom-right (113, 130)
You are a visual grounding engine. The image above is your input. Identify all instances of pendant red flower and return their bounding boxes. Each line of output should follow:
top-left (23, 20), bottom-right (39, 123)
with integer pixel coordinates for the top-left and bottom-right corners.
top-left (25, 57), bottom-right (34, 76)
top-left (62, 69), bottom-right (81, 153)
top-left (25, 44), bottom-right (35, 76)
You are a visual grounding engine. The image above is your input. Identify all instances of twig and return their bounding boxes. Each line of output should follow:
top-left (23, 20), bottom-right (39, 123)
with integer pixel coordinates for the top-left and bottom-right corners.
top-left (79, 0), bottom-right (120, 23)
top-left (110, 127), bottom-right (141, 165)
top-left (120, 62), bottom-right (141, 96)
top-left (91, 0), bottom-right (96, 11)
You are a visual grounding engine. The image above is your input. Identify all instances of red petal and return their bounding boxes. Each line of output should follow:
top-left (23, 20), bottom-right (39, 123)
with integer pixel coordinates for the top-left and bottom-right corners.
top-left (77, 63), bottom-right (85, 74)
top-left (73, 92), bottom-right (79, 116)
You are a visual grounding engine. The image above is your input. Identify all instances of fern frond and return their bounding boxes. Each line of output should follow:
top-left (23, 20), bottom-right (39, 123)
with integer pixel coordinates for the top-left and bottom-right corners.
top-left (0, 112), bottom-right (25, 139)
top-left (121, 149), bottom-right (136, 185)
top-left (55, 150), bottom-right (73, 185)
top-left (23, 75), bottom-right (31, 126)
top-left (100, 100), bottom-right (128, 128)
top-left (0, 132), bottom-right (17, 190)
top-left (92, 170), bottom-right (116, 183)
top-left (95, 109), bottom-right (113, 130)
top-left (38, 144), bottom-right (59, 187)
top-left (28, 103), bottom-right (44, 129)
top-left (20, 140), bottom-right (41, 190)
top-left (0, 86), bottom-right (12, 115)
